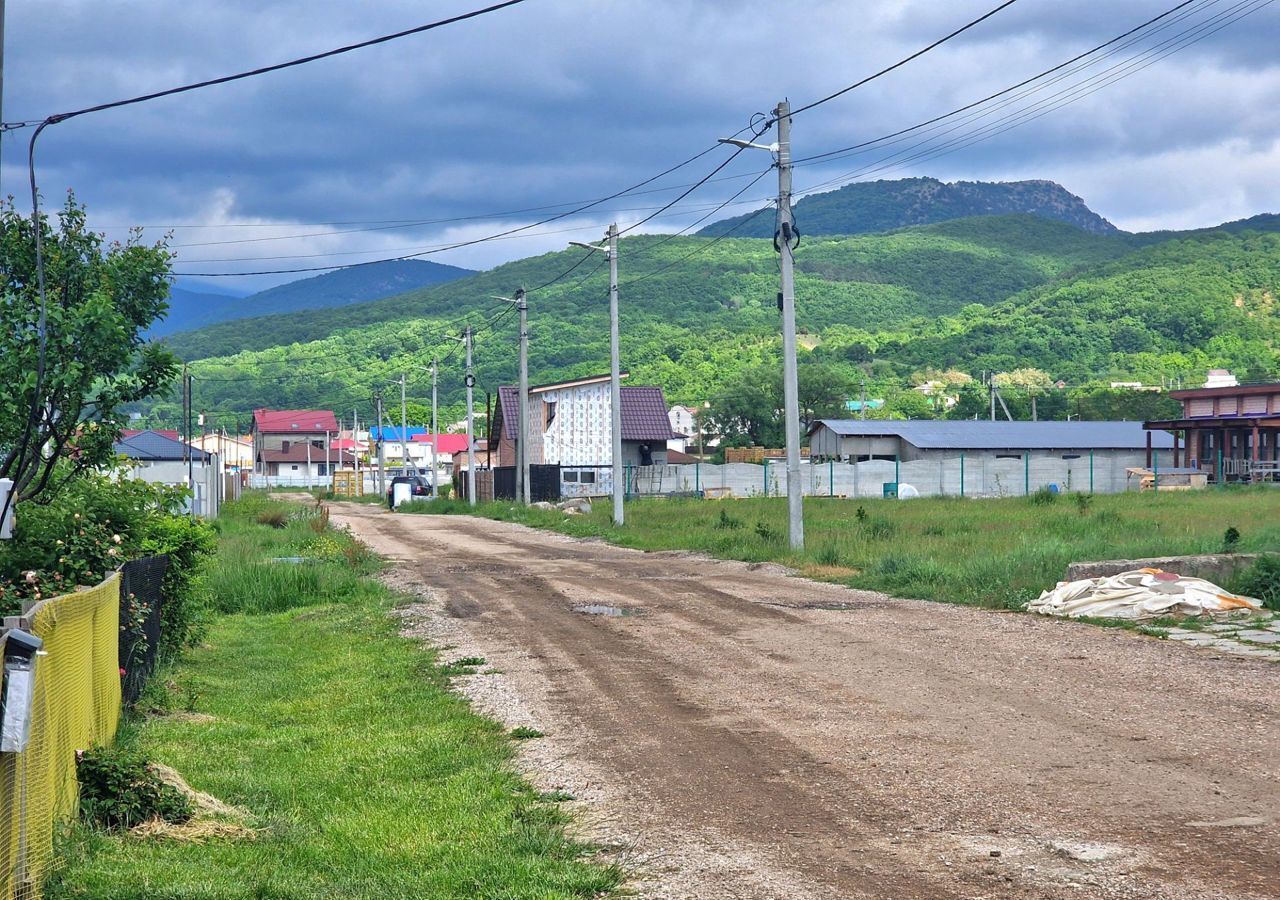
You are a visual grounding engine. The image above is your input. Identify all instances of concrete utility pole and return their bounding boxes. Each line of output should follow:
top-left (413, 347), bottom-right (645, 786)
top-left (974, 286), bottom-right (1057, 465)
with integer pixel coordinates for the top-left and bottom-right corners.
top-left (518, 289), bottom-right (530, 504)
top-left (860, 378), bottom-right (867, 421)
top-left (1, 0), bottom-right (6, 185)
top-left (774, 101), bottom-right (804, 551)
top-left (571, 224), bottom-right (624, 525)
top-left (400, 373), bottom-right (409, 473)
top-left (723, 103), bottom-right (803, 549)
top-left (430, 358), bottom-right (439, 490)
top-left (373, 391), bottom-right (387, 495)
top-left (494, 288), bottom-right (531, 503)
top-left (464, 328), bottom-right (477, 506)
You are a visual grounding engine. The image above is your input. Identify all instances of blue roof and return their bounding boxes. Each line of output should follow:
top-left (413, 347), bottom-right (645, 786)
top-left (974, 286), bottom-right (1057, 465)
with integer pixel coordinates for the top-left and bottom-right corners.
top-left (369, 426), bottom-right (426, 441)
top-left (114, 431), bottom-right (210, 461)
top-left (808, 420), bottom-right (1175, 450)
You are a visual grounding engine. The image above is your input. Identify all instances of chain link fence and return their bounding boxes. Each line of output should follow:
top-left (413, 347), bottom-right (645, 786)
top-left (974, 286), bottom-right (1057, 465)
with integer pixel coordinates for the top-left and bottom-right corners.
top-left (1, 575), bottom-right (121, 899)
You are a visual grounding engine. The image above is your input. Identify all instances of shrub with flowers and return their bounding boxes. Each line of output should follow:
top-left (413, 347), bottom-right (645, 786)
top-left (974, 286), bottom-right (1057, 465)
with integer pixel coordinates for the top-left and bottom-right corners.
top-left (0, 473), bottom-right (211, 652)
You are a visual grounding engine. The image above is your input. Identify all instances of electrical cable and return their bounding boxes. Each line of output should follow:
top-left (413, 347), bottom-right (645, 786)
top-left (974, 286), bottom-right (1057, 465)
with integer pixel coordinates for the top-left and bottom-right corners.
top-left (779, 0), bottom-right (1024, 122)
top-left (793, 0), bottom-right (1212, 167)
top-left (792, 0), bottom-right (1270, 198)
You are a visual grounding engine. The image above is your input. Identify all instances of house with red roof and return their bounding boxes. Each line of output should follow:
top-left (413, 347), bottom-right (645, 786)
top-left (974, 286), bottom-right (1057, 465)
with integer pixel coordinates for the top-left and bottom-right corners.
top-left (490, 373), bottom-right (678, 496)
top-left (251, 408), bottom-right (349, 479)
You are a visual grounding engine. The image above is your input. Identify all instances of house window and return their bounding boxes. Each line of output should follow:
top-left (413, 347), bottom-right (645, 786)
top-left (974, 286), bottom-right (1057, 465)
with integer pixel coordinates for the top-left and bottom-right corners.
top-left (1061, 454), bottom-right (1081, 460)
top-left (317, 464), bottom-right (328, 475)
top-left (291, 464), bottom-right (299, 471)
top-left (563, 470), bottom-right (579, 483)
top-left (996, 454), bottom-right (1022, 460)
top-left (545, 400), bottom-right (557, 428)
top-left (281, 440), bottom-right (290, 452)
top-left (579, 470), bottom-right (596, 484)
top-left (312, 440), bottom-right (323, 449)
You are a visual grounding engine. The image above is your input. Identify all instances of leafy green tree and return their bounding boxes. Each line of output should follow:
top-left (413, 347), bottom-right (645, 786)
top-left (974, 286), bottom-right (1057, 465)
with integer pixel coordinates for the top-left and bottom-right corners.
top-left (1, 196), bottom-right (176, 501)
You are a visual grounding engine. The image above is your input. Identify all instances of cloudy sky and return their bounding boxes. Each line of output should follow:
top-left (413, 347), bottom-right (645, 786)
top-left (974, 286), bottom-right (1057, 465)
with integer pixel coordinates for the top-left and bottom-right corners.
top-left (4, 0), bottom-right (1278, 291)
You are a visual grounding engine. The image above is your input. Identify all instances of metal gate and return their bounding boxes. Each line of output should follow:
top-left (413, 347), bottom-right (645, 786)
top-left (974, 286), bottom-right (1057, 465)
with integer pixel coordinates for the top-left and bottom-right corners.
top-left (492, 465), bottom-right (561, 502)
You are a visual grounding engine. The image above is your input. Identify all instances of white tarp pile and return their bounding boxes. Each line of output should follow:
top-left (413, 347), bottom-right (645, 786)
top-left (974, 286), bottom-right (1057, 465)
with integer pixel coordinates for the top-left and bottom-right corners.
top-left (1029, 568), bottom-right (1262, 620)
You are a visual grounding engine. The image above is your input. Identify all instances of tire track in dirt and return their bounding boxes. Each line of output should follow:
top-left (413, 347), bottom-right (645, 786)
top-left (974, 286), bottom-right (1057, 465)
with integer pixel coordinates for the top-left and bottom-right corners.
top-left (333, 503), bottom-right (1280, 899)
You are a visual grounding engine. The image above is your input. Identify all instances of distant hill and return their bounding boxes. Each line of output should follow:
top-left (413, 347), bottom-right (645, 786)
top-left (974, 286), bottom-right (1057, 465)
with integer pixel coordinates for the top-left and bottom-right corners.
top-left (698, 177), bottom-right (1118, 239)
top-left (150, 259), bottom-right (475, 337)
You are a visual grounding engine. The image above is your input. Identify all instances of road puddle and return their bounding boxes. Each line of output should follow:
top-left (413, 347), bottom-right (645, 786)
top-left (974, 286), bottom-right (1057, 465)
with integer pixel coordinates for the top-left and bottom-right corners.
top-left (574, 604), bottom-right (640, 617)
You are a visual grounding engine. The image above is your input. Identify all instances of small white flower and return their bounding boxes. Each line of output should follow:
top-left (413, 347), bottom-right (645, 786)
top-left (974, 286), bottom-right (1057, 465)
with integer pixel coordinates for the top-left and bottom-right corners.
top-left (23, 570), bottom-right (38, 584)
top-left (112, 534), bottom-right (122, 544)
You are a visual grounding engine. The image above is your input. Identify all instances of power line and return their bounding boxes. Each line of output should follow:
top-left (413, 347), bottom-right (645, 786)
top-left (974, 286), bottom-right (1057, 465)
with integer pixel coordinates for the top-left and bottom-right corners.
top-left (10, 1), bottom-right (532, 131)
top-left (791, 0), bottom-right (1271, 198)
top-left (781, 0), bottom-right (1024, 122)
top-left (792, 0), bottom-right (1214, 167)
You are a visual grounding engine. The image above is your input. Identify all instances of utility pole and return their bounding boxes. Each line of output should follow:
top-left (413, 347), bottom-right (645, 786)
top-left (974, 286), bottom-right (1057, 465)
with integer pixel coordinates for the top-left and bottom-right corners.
top-left (430, 358), bottom-right (439, 491)
top-left (184, 369), bottom-right (194, 514)
top-left (373, 391), bottom-right (386, 495)
top-left (1, 0), bottom-right (7, 186)
top-left (860, 378), bottom-right (867, 421)
top-left (989, 378), bottom-right (996, 422)
top-left (464, 328), bottom-right (477, 506)
top-left (571, 225), bottom-right (624, 525)
top-left (518, 290), bottom-right (530, 504)
top-left (400, 374), bottom-right (409, 474)
top-left (723, 103), bottom-right (802, 549)
top-left (494, 288), bottom-right (531, 503)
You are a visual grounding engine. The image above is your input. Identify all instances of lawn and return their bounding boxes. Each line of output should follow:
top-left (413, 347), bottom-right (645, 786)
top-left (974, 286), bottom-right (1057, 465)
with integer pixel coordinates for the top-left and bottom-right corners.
top-left (411, 487), bottom-right (1280, 610)
top-left (48, 495), bottom-right (619, 900)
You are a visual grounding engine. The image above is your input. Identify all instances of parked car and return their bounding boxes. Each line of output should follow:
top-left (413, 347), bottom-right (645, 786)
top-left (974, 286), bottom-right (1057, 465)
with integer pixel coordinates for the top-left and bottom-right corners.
top-left (387, 475), bottom-right (431, 508)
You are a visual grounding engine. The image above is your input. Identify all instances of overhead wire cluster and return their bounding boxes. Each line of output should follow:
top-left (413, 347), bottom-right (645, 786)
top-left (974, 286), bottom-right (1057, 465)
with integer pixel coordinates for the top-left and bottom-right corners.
top-left (5, 0), bottom-right (1273, 447)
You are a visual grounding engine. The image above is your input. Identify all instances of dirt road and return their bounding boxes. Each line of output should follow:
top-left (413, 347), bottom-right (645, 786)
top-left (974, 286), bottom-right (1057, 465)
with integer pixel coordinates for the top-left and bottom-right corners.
top-left (333, 503), bottom-right (1280, 899)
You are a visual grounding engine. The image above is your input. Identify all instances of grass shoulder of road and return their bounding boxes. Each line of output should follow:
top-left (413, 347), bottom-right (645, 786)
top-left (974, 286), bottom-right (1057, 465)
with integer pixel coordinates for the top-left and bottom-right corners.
top-left (49, 493), bottom-right (620, 900)
top-left (405, 488), bottom-right (1280, 611)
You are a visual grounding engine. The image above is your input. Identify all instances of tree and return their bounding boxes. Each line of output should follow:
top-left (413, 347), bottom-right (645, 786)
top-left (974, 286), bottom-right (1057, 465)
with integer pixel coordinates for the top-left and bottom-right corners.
top-left (708, 361), bottom-right (855, 447)
top-left (1, 196), bottom-right (177, 502)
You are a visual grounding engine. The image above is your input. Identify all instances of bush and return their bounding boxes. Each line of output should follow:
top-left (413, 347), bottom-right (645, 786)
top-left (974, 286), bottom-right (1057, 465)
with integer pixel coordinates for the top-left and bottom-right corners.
top-left (1231, 555), bottom-right (1280, 611)
top-left (0, 474), bottom-right (187, 615)
top-left (77, 746), bottom-right (194, 830)
top-left (141, 514), bottom-right (216, 657)
top-left (256, 509), bottom-right (289, 528)
top-left (1031, 486), bottom-right (1058, 505)
top-left (436, 482), bottom-right (453, 499)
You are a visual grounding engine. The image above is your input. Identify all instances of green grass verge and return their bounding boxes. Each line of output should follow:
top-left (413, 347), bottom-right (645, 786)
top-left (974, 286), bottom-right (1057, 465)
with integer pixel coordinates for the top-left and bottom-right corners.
top-left (48, 494), bottom-right (620, 899)
top-left (405, 488), bottom-right (1280, 610)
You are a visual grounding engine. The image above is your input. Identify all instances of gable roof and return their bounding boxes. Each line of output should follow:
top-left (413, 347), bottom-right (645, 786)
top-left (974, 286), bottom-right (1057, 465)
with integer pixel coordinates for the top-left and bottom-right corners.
top-left (114, 430), bottom-right (210, 462)
top-left (122, 428), bottom-right (180, 441)
top-left (409, 433), bottom-right (471, 454)
top-left (495, 384), bottom-right (676, 442)
top-left (253, 408), bottom-right (338, 434)
top-left (808, 420), bottom-right (1175, 450)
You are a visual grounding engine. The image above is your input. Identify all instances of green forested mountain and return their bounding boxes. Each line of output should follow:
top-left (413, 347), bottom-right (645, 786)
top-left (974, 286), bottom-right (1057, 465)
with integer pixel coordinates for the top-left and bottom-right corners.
top-left (143, 212), bottom-right (1280, 433)
top-left (149, 259), bottom-right (474, 337)
top-left (856, 231), bottom-right (1280, 383)
top-left (697, 177), bottom-right (1118, 239)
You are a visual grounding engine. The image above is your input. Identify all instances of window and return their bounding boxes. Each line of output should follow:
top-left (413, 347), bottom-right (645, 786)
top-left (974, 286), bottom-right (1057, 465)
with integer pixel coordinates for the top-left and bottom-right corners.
top-left (563, 470), bottom-right (579, 483)
top-left (281, 440), bottom-right (290, 452)
top-left (1061, 454), bottom-right (1081, 460)
top-left (312, 440), bottom-right (323, 449)
top-left (996, 454), bottom-right (1022, 460)
top-left (579, 470), bottom-right (596, 484)
top-left (317, 464), bottom-right (328, 475)
top-left (290, 464), bottom-right (299, 471)
top-left (545, 400), bottom-right (557, 428)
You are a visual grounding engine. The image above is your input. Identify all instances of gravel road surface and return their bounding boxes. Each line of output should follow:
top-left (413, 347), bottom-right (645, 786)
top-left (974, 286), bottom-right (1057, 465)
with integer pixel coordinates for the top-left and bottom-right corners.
top-left (332, 503), bottom-right (1280, 899)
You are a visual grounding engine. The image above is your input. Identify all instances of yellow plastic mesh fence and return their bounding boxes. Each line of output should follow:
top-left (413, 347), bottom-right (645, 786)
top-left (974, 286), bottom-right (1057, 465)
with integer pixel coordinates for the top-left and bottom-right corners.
top-left (0, 575), bottom-right (121, 900)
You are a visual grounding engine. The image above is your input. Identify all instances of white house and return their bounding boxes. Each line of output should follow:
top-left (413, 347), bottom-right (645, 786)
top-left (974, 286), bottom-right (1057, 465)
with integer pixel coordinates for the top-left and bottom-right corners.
top-left (667, 405), bottom-right (697, 452)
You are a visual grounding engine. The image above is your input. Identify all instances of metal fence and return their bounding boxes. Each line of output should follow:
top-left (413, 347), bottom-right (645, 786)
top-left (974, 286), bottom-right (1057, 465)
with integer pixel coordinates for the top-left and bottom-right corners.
top-left (621, 452), bottom-right (1161, 500)
top-left (118, 557), bottom-right (168, 708)
top-left (1, 575), bottom-right (122, 899)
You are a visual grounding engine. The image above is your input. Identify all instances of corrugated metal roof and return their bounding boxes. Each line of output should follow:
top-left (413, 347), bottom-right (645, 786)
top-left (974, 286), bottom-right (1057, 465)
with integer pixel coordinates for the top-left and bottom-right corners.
top-left (369, 426), bottom-right (426, 441)
top-left (808, 420), bottom-right (1175, 450)
top-left (114, 431), bottom-right (209, 461)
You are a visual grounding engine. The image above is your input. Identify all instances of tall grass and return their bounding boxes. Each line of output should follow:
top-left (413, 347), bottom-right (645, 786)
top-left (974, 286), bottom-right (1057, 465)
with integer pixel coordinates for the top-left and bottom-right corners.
top-left (411, 487), bottom-right (1280, 610)
top-left (49, 493), bottom-right (620, 898)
